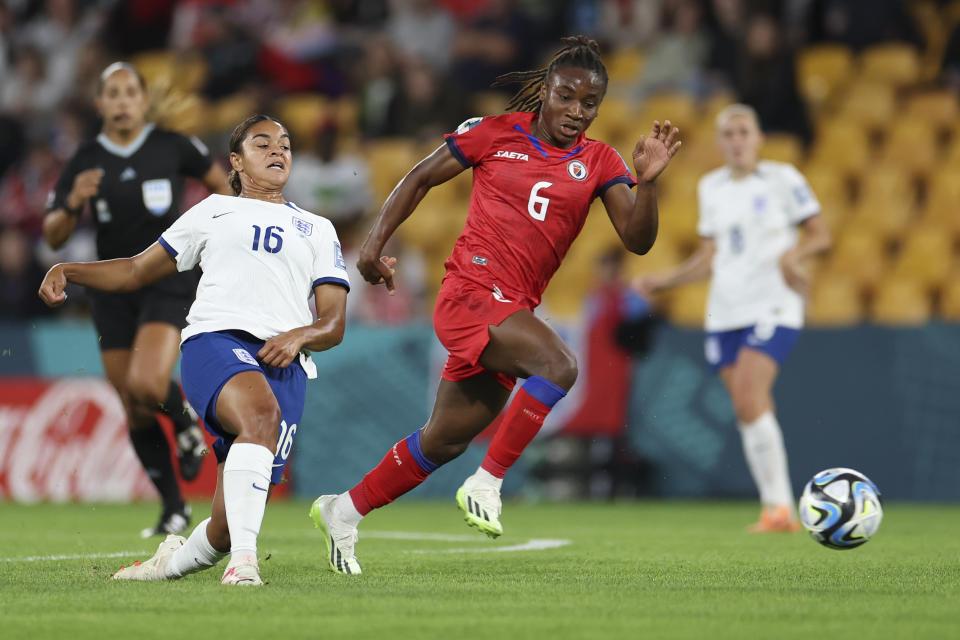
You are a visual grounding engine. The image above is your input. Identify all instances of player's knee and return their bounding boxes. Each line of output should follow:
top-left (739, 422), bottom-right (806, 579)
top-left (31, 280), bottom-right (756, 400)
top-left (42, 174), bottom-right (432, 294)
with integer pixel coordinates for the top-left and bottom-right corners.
top-left (125, 375), bottom-right (167, 410)
top-left (542, 349), bottom-right (578, 391)
top-left (242, 402), bottom-right (282, 450)
top-left (730, 390), bottom-right (767, 424)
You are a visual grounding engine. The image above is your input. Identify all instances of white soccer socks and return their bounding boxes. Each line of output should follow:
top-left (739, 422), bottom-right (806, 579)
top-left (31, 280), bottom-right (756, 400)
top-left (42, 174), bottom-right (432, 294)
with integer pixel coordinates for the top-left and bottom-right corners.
top-left (739, 412), bottom-right (794, 507)
top-left (165, 517), bottom-right (228, 578)
top-left (222, 442), bottom-right (274, 558)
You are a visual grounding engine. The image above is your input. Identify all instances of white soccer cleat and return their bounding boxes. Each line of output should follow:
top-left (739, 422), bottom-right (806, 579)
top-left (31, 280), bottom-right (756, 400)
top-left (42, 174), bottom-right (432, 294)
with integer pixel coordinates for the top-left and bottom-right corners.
top-left (220, 555), bottom-right (263, 586)
top-left (111, 534), bottom-right (186, 581)
top-left (310, 495), bottom-right (362, 575)
top-left (456, 474), bottom-right (503, 538)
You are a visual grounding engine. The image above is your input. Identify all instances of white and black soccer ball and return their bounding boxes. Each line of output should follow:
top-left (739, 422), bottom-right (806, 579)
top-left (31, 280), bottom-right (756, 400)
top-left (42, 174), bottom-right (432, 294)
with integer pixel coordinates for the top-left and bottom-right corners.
top-left (798, 467), bottom-right (883, 550)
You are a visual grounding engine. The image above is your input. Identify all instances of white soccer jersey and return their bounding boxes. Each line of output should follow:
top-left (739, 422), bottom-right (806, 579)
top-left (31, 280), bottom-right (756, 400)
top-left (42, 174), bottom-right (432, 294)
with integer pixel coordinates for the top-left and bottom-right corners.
top-left (696, 160), bottom-right (820, 331)
top-left (159, 194), bottom-right (350, 378)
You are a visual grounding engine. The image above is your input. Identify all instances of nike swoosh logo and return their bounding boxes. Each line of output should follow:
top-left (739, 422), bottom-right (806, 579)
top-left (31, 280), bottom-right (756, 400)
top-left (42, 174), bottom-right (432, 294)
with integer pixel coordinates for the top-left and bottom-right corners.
top-left (252, 482), bottom-right (268, 492)
top-left (212, 212), bottom-right (234, 218)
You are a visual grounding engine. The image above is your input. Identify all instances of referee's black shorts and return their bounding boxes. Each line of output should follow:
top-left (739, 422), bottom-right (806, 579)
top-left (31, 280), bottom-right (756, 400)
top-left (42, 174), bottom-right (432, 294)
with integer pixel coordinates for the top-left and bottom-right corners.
top-left (89, 281), bottom-right (194, 351)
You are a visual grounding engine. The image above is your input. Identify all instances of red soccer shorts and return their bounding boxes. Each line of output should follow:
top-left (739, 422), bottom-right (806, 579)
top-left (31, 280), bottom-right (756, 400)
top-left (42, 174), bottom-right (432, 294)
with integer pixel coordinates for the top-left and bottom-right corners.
top-left (433, 276), bottom-right (527, 390)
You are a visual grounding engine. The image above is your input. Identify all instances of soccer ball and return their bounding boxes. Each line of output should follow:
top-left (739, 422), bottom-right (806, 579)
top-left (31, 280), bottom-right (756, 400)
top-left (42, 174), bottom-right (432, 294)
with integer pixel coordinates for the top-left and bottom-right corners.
top-left (798, 467), bottom-right (883, 550)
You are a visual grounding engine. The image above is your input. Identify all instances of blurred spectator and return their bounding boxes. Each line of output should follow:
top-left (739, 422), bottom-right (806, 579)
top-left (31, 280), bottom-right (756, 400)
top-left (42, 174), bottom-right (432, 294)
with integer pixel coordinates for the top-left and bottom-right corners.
top-left (635, 0), bottom-right (709, 99)
top-left (704, 0), bottom-right (746, 90)
top-left (284, 121), bottom-right (373, 228)
top-left (0, 144), bottom-right (63, 237)
top-left (192, 7), bottom-right (261, 99)
top-left (734, 14), bottom-right (811, 143)
top-left (942, 22), bottom-right (960, 91)
top-left (103, 0), bottom-right (175, 54)
top-left (257, 0), bottom-right (345, 94)
top-left (450, 0), bottom-right (537, 93)
top-left (47, 103), bottom-right (97, 163)
top-left (0, 1), bottom-right (11, 80)
top-left (816, 0), bottom-right (921, 50)
top-left (356, 36), bottom-right (402, 138)
top-left (14, 0), bottom-right (103, 103)
top-left (387, 0), bottom-right (456, 71)
top-left (0, 225), bottom-right (54, 319)
top-left (393, 58), bottom-right (467, 140)
top-left (569, 0), bottom-right (662, 51)
top-left (0, 45), bottom-right (64, 129)
top-left (563, 247), bottom-right (655, 440)
top-left (329, 0), bottom-right (390, 27)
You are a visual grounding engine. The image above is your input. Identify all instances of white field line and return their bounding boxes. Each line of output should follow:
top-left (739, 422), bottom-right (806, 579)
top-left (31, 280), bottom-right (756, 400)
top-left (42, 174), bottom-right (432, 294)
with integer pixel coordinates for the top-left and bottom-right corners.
top-left (1, 532), bottom-right (572, 562)
top-left (408, 538), bottom-right (572, 554)
top-left (1, 551), bottom-right (143, 563)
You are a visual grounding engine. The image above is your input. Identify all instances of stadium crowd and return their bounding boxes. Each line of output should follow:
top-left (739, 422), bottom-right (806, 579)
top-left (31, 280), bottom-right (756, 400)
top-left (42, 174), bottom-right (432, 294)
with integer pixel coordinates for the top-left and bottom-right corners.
top-left (0, 0), bottom-right (953, 322)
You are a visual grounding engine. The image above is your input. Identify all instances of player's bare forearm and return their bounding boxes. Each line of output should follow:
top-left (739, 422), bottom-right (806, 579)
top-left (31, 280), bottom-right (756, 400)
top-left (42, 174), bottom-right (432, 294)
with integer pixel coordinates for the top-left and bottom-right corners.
top-left (360, 145), bottom-right (465, 257)
top-left (255, 285), bottom-right (346, 367)
top-left (67, 244), bottom-right (176, 292)
top-left (301, 283), bottom-right (348, 352)
top-left (791, 213), bottom-right (832, 260)
top-left (660, 239), bottom-right (715, 289)
top-left (42, 209), bottom-right (77, 250)
top-left (602, 181), bottom-right (658, 255)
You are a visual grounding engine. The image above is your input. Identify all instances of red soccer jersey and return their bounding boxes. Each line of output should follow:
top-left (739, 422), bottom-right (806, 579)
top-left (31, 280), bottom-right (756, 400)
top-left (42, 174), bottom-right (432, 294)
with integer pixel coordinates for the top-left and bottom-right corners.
top-left (442, 111), bottom-right (636, 307)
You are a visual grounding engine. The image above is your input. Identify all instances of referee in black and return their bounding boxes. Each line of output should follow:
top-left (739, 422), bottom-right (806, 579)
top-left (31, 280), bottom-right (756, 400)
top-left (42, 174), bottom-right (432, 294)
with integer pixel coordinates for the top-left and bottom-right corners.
top-left (42, 62), bottom-right (231, 537)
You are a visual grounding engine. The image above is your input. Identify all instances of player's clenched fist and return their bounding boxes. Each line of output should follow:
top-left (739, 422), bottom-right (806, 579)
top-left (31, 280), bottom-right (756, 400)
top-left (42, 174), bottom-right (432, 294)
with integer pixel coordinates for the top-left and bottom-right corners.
top-left (38, 264), bottom-right (68, 307)
top-left (67, 168), bottom-right (104, 211)
top-left (356, 253), bottom-right (398, 294)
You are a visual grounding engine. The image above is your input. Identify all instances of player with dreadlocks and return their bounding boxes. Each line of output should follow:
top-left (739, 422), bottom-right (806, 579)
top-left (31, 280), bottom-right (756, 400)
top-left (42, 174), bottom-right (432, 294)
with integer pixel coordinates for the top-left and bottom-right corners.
top-left (311, 36), bottom-right (681, 575)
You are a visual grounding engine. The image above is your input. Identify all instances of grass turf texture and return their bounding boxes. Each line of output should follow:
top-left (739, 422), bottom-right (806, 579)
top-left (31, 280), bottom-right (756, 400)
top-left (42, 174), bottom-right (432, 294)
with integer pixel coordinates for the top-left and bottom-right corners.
top-left (1, 500), bottom-right (958, 639)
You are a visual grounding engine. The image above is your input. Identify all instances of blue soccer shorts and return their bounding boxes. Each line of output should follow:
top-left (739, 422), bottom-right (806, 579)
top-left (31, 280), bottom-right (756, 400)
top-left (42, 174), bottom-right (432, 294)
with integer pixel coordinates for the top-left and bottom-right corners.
top-left (704, 324), bottom-right (800, 372)
top-left (180, 330), bottom-right (307, 484)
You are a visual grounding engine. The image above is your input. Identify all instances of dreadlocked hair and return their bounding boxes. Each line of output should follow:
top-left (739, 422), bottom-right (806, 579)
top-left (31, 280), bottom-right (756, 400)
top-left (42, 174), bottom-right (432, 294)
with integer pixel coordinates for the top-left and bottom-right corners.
top-left (492, 35), bottom-right (608, 114)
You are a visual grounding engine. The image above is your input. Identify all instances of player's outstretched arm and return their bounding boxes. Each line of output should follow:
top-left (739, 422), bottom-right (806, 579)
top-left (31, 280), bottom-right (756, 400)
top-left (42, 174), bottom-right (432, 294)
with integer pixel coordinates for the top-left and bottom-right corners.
top-left (634, 237), bottom-right (715, 297)
top-left (38, 242), bottom-right (178, 307)
top-left (256, 283), bottom-right (347, 367)
top-left (357, 144), bottom-right (466, 294)
top-left (602, 120), bottom-right (681, 255)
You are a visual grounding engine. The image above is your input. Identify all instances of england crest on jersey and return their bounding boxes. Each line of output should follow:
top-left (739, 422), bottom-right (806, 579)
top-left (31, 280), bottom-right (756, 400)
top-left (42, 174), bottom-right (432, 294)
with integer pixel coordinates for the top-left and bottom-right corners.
top-left (292, 216), bottom-right (313, 236)
top-left (142, 179), bottom-right (172, 216)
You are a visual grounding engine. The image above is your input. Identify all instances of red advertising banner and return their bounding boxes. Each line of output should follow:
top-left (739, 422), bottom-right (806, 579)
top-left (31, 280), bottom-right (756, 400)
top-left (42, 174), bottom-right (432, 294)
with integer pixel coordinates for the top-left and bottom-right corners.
top-left (0, 378), bottom-right (224, 502)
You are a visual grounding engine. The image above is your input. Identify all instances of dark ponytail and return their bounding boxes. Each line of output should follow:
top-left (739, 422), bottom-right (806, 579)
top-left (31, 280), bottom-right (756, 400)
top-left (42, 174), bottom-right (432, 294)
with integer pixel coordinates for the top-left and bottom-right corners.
top-left (227, 114), bottom-right (286, 195)
top-left (492, 35), bottom-right (608, 114)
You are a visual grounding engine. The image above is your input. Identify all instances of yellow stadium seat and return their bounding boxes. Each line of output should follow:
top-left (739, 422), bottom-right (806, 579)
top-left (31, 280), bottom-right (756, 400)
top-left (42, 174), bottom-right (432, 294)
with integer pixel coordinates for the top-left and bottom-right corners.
top-left (849, 165), bottom-right (918, 239)
top-left (806, 273), bottom-right (864, 326)
top-left (890, 225), bottom-right (955, 288)
top-left (211, 93), bottom-right (258, 133)
top-left (835, 82), bottom-right (897, 130)
top-left (803, 163), bottom-right (851, 209)
top-left (808, 119), bottom-right (872, 176)
top-left (363, 137), bottom-right (419, 201)
top-left (859, 43), bottom-right (922, 88)
top-left (826, 229), bottom-right (890, 291)
top-left (658, 167), bottom-right (701, 205)
top-left (130, 50), bottom-right (176, 87)
top-left (670, 139), bottom-right (725, 174)
top-left (639, 92), bottom-right (699, 133)
top-left (665, 282), bottom-right (709, 327)
top-left (920, 169), bottom-right (960, 237)
top-left (870, 275), bottom-right (932, 325)
top-left (625, 236), bottom-right (683, 278)
top-left (274, 93), bottom-right (330, 142)
top-left (657, 197), bottom-right (700, 247)
top-left (796, 44), bottom-right (855, 108)
top-left (939, 276), bottom-right (960, 320)
top-left (881, 119), bottom-right (939, 176)
top-left (904, 90), bottom-right (959, 135)
top-left (761, 133), bottom-right (804, 166)
top-left (606, 48), bottom-right (645, 85)
top-left (594, 97), bottom-right (639, 144)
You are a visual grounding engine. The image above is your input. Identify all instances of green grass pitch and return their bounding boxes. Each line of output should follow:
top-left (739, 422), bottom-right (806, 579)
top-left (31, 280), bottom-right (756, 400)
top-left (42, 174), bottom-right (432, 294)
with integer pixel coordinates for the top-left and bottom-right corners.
top-left (1, 500), bottom-right (958, 639)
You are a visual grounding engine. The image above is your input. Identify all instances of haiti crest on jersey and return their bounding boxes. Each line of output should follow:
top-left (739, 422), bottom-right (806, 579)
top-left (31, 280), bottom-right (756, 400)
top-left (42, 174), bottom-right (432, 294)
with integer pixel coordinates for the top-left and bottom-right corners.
top-left (292, 216), bottom-right (313, 236)
top-left (567, 160), bottom-right (588, 181)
